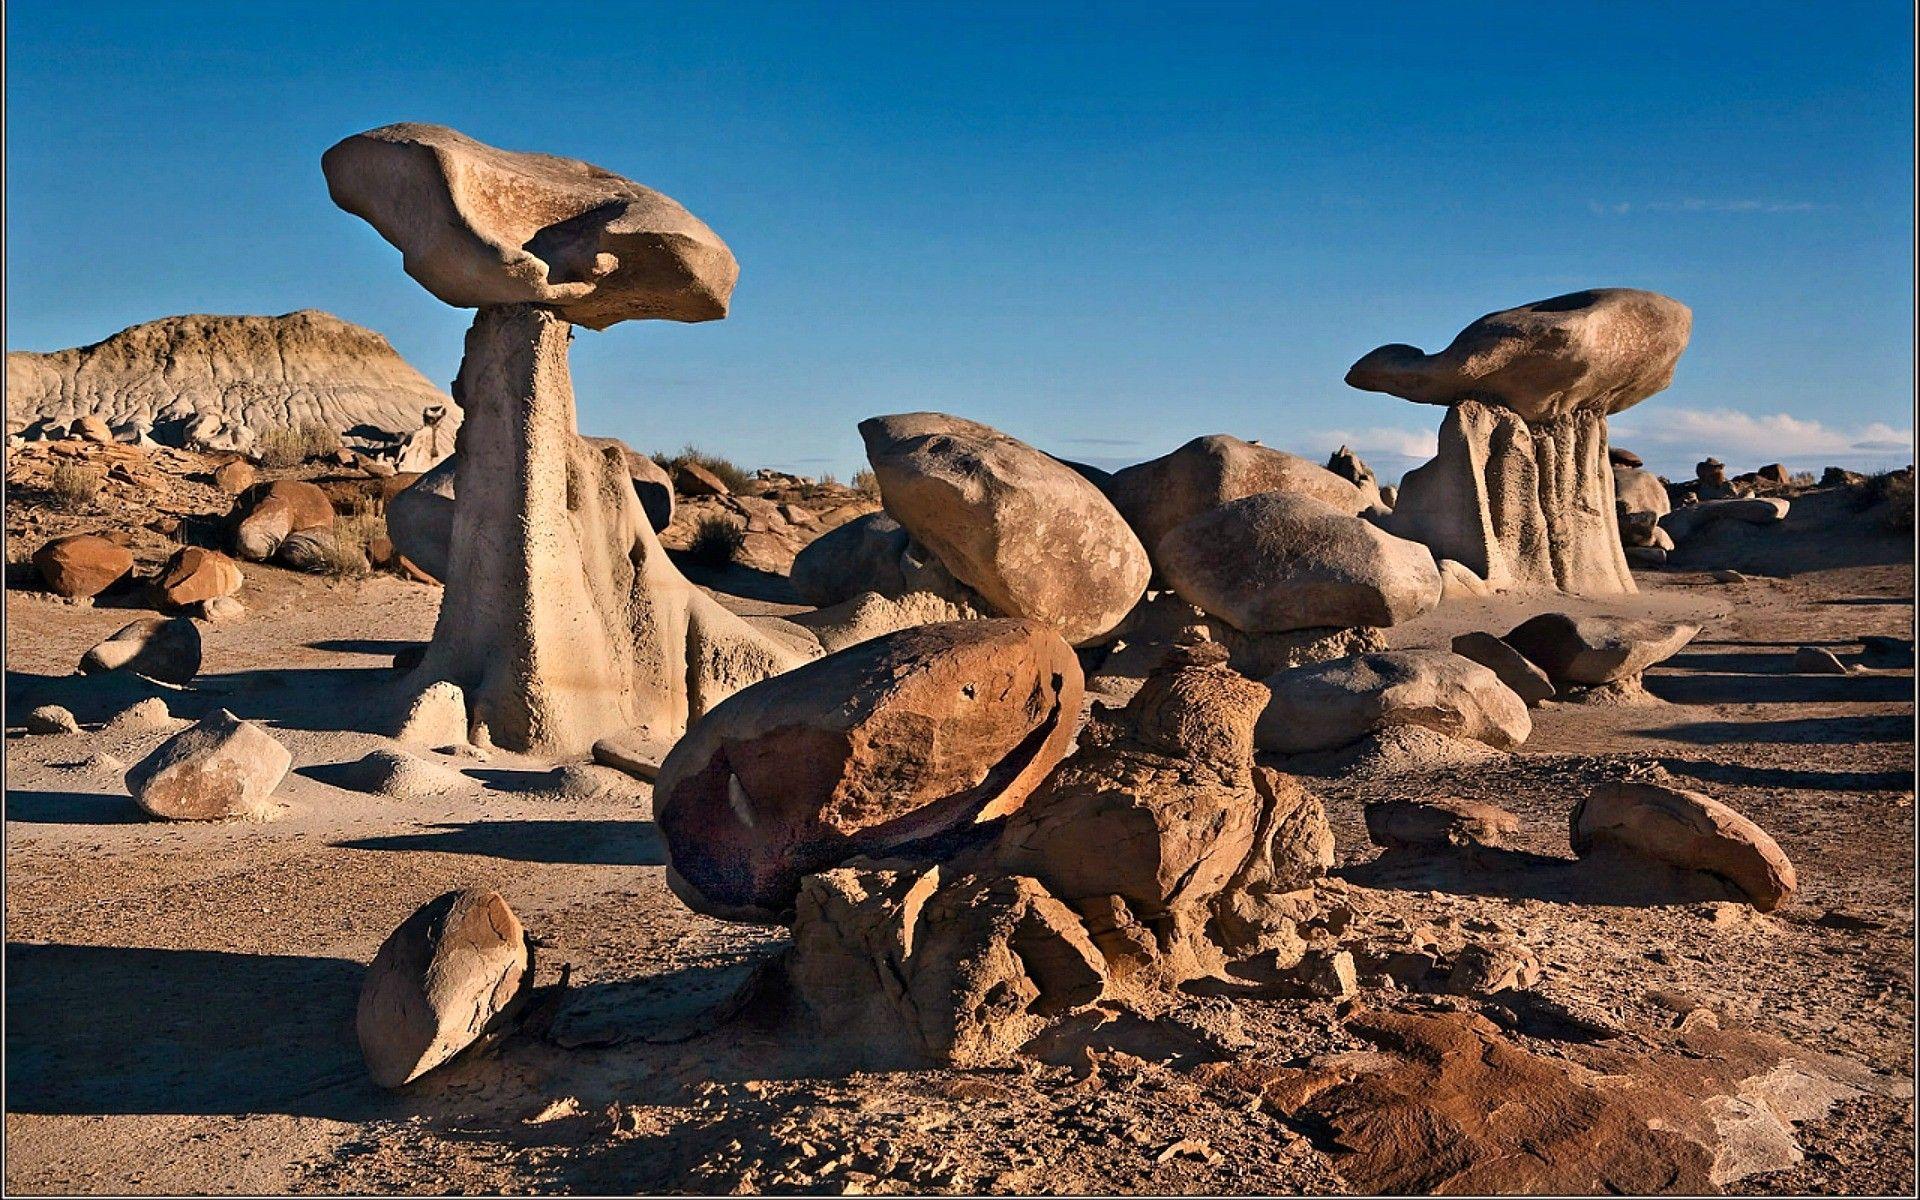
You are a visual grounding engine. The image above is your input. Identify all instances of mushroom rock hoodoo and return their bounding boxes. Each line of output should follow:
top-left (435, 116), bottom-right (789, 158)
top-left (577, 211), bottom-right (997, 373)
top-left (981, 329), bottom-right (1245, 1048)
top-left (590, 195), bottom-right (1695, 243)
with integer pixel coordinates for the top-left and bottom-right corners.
top-left (323, 123), bottom-right (808, 754)
top-left (1346, 288), bottom-right (1692, 596)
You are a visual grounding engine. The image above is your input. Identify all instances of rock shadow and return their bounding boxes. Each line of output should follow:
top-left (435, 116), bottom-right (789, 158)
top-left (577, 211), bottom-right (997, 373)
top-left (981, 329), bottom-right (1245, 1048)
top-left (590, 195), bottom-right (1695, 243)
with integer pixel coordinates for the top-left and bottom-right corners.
top-left (1641, 713), bottom-right (1914, 746)
top-left (674, 558), bottom-right (802, 605)
top-left (306, 638), bottom-right (420, 656)
top-left (1340, 846), bottom-right (1740, 908)
top-left (4, 789), bottom-right (143, 825)
top-left (1643, 672), bottom-right (1912, 705)
top-left (334, 819), bottom-right (664, 866)
top-left (4, 941), bottom-right (386, 1120)
top-left (1658, 758), bottom-right (1914, 793)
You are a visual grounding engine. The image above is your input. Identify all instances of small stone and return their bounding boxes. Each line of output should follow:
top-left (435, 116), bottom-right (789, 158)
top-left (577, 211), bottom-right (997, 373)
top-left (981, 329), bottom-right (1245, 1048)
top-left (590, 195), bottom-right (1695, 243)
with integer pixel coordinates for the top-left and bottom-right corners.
top-left (24, 704), bottom-right (80, 735)
top-left (154, 547), bottom-right (244, 609)
top-left (79, 617), bottom-right (203, 684)
top-left (194, 595), bottom-right (247, 624)
top-left (104, 696), bottom-right (178, 732)
top-left (1365, 797), bottom-right (1521, 852)
top-left (1440, 941), bottom-right (1542, 995)
top-left (125, 708), bottom-right (291, 821)
top-left (1792, 646), bottom-right (1850, 675)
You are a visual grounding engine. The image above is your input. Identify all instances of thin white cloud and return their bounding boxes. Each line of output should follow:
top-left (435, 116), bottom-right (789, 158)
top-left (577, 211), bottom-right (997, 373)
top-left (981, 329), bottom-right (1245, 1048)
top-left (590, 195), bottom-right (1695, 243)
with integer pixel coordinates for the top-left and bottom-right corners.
top-left (1590, 198), bottom-right (1819, 216)
top-left (1609, 408), bottom-right (1912, 465)
top-left (1311, 425), bottom-right (1440, 463)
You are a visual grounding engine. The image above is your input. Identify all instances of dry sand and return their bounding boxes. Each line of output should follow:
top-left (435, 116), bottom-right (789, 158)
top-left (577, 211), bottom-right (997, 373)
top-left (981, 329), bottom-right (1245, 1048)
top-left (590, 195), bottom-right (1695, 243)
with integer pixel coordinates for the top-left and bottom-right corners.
top-left (4, 526), bottom-right (1914, 1193)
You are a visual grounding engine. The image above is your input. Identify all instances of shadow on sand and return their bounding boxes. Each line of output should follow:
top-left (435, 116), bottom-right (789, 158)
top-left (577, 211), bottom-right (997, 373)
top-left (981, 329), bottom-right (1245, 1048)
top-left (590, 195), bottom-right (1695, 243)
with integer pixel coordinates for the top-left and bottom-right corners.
top-left (1340, 845), bottom-right (1743, 908)
top-left (4, 942), bottom-right (388, 1120)
top-left (4, 789), bottom-right (144, 825)
top-left (334, 819), bottom-right (664, 867)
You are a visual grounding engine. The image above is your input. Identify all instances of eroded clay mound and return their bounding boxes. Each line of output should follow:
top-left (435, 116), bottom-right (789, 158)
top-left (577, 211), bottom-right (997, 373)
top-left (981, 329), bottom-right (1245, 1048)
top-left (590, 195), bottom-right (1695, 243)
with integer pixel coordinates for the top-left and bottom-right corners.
top-left (5, 310), bottom-right (454, 443)
top-left (322, 123), bottom-right (738, 329)
top-left (655, 619), bottom-right (1085, 921)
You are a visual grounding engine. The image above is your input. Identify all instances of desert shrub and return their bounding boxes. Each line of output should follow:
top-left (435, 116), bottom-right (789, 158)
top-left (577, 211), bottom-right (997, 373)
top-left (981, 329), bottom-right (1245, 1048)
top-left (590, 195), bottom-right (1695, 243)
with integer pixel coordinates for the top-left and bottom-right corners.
top-left (1788, 471), bottom-right (1816, 487)
top-left (686, 515), bottom-right (747, 568)
top-left (257, 421), bottom-right (342, 469)
top-left (818, 471), bottom-right (841, 487)
top-left (46, 462), bottom-right (101, 511)
top-left (307, 512), bottom-right (379, 578)
top-left (1868, 469), bottom-right (1914, 532)
top-left (852, 467), bottom-right (880, 496)
top-left (653, 444), bottom-right (754, 494)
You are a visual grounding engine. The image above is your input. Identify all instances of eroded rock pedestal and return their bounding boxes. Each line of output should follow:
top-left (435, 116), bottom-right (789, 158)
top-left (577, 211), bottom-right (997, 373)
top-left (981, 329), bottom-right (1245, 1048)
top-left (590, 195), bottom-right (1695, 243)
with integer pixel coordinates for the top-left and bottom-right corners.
top-left (1348, 288), bottom-right (1693, 596)
top-left (394, 305), bottom-right (808, 754)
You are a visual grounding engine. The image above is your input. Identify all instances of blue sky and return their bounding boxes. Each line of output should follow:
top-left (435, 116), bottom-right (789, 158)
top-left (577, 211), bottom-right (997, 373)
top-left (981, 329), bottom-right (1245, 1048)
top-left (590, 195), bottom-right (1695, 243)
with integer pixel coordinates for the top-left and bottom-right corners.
top-left (7, 1), bottom-right (1913, 481)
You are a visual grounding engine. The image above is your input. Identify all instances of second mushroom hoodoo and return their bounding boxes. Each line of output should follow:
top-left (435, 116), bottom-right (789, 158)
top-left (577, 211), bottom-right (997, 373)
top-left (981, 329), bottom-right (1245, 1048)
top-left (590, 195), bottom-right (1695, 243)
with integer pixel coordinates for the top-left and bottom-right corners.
top-left (1346, 288), bottom-right (1692, 596)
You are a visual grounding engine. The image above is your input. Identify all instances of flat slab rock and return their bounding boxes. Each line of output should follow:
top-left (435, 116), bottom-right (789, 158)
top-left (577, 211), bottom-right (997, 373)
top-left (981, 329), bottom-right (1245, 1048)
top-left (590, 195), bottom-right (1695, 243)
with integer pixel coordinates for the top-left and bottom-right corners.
top-left (1448, 631), bottom-right (1555, 706)
top-left (1504, 611), bottom-right (1699, 687)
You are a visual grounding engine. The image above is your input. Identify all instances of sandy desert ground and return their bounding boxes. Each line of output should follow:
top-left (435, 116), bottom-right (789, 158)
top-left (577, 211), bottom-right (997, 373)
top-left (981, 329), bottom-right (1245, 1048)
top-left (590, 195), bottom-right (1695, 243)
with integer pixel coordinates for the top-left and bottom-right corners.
top-left (4, 471), bottom-right (1913, 1194)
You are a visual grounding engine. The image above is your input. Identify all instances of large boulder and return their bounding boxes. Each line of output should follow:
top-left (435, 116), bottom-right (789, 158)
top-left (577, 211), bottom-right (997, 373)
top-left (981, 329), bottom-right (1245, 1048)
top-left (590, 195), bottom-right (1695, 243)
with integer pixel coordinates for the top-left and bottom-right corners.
top-left (78, 617), bottom-right (202, 684)
top-left (1257, 649), bottom-right (1531, 754)
top-left (860, 413), bottom-right (1149, 645)
top-left (322, 123), bottom-right (736, 330)
top-left (1105, 434), bottom-right (1372, 559)
top-left (655, 619), bottom-right (1084, 921)
top-left (1612, 464), bottom-right (1670, 517)
top-left (1345, 289), bottom-right (1693, 424)
top-left (231, 479), bottom-right (335, 561)
top-left (4, 310), bottom-right (453, 450)
top-left (385, 454), bottom-right (458, 582)
top-left (32, 534), bottom-right (133, 598)
top-left (1659, 496), bottom-right (1789, 543)
top-left (125, 709), bottom-right (291, 821)
top-left (356, 889), bottom-right (531, 1088)
top-left (154, 547), bottom-right (244, 609)
top-left (1572, 779), bottom-right (1797, 912)
top-left (1504, 612), bottom-right (1699, 687)
top-left (1157, 493), bottom-right (1441, 633)
top-left (788, 511), bottom-right (911, 607)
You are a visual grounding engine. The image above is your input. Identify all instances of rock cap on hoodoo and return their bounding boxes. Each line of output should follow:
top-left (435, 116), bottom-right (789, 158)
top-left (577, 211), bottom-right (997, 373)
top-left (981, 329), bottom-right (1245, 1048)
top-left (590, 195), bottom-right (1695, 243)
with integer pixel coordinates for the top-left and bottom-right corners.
top-left (1345, 288), bottom-right (1691, 422)
top-left (322, 122), bottom-right (738, 329)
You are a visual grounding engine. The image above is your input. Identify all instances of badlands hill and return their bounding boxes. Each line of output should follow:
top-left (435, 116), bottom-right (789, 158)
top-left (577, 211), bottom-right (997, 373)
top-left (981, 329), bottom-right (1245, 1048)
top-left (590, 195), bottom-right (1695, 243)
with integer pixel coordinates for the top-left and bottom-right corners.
top-left (6, 310), bottom-right (452, 442)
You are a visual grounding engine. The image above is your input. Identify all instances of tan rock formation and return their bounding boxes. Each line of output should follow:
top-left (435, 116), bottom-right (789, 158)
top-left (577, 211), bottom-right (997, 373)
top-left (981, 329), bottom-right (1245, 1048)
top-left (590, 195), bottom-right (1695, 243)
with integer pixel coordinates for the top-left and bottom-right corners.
top-left (322, 123), bottom-right (737, 330)
top-left (1105, 434), bottom-right (1372, 561)
top-left (860, 412), bottom-right (1150, 645)
top-left (1350, 289), bottom-right (1692, 596)
top-left (1257, 649), bottom-right (1531, 754)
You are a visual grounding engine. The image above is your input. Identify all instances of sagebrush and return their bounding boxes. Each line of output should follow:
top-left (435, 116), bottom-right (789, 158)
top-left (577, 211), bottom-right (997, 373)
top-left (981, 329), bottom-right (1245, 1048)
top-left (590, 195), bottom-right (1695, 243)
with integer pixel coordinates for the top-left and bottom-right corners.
top-left (686, 515), bottom-right (747, 567)
top-left (652, 444), bottom-right (754, 493)
top-left (852, 467), bottom-right (880, 496)
top-left (46, 462), bottom-right (101, 511)
top-left (258, 421), bottom-right (342, 469)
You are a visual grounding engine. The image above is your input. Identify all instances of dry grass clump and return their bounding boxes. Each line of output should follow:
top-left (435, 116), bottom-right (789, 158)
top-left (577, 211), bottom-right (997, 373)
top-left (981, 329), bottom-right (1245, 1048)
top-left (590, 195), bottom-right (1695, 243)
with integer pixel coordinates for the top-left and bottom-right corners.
top-left (257, 421), bottom-right (342, 469)
top-left (313, 512), bottom-right (381, 578)
top-left (652, 444), bottom-right (754, 494)
top-left (1868, 468), bottom-right (1914, 531)
top-left (46, 462), bottom-right (102, 512)
top-left (852, 467), bottom-right (880, 496)
top-left (686, 515), bottom-right (747, 568)
top-left (1787, 470), bottom-right (1816, 487)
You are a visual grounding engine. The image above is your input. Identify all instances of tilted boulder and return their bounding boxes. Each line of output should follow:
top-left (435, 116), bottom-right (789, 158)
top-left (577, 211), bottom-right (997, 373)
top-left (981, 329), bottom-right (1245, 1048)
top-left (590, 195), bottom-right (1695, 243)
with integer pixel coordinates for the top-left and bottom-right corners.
top-left (33, 533), bottom-right (133, 598)
top-left (385, 454), bottom-right (458, 582)
top-left (231, 479), bottom-right (334, 561)
top-left (860, 413), bottom-right (1149, 645)
top-left (323, 123), bottom-right (737, 330)
top-left (1504, 612), bottom-right (1699, 687)
top-left (1105, 434), bottom-right (1372, 562)
top-left (655, 619), bottom-right (1083, 921)
top-left (357, 889), bottom-right (530, 1087)
top-left (1351, 289), bottom-right (1692, 597)
top-left (125, 708), bottom-right (291, 821)
top-left (1449, 631), bottom-right (1555, 706)
top-left (788, 511), bottom-right (911, 607)
top-left (1257, 649), bottom-right (1531, 754)
top-left (1572, 778), bottom-right (1796, 911)
top-left (79, 617), bottom-right (202, 684)
top-left (788, 863), bottom-right (1105, 1067)
top-left (153, 547), bottom-right (243, 609)
top-left (1156, 493), bottom-right (1441, 634)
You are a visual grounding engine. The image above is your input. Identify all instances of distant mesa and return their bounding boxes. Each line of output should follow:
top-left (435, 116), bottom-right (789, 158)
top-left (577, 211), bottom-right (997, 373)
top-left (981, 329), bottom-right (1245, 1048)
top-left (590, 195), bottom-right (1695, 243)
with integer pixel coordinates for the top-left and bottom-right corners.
top-left (5, 309), bottom-right (456, 450)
